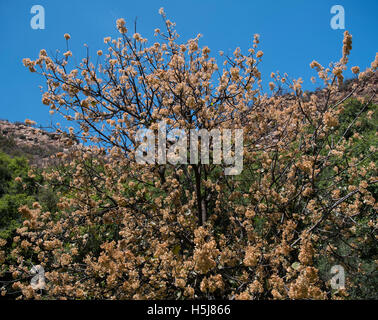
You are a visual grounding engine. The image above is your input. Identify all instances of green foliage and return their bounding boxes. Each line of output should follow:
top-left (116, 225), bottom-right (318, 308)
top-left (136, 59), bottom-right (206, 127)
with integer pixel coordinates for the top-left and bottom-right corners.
top-left (315, 98), bottom-right (377, 300)
top-left (0, 152), bottom-right (37, 242)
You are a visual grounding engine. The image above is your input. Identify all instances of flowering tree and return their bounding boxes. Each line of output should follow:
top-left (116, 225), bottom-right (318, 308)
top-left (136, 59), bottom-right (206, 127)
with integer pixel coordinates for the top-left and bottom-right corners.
top-left (2, 9), bottom-right (377, 299)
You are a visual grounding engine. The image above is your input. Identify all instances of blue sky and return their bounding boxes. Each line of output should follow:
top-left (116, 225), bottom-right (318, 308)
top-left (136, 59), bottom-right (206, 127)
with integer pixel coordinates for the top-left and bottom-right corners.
top-left (0, 0), bottom-right (377, 127)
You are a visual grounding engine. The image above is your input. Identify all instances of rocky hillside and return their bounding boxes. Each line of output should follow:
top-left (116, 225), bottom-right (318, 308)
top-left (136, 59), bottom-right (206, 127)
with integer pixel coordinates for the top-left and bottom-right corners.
top-left (0, 120), bottom-right (73, 167)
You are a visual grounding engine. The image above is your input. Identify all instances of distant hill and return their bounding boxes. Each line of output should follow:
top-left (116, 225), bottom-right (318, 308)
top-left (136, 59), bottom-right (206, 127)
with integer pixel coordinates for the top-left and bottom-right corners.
top-left (0, 120), bottom-right (74, 167)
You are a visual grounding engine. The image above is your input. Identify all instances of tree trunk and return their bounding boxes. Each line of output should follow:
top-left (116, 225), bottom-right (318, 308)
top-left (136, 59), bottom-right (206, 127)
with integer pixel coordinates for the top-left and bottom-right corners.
top-left (194, 165), bottom-right (207, 225)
